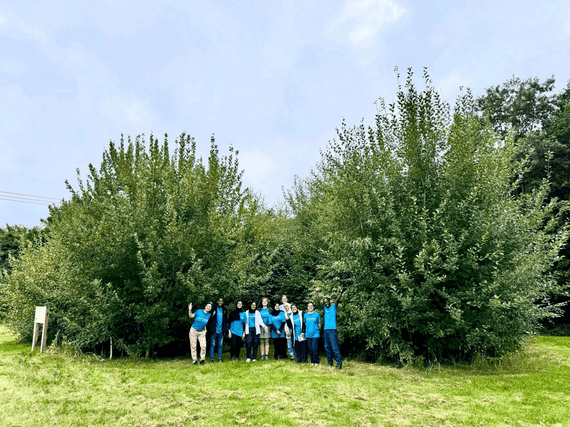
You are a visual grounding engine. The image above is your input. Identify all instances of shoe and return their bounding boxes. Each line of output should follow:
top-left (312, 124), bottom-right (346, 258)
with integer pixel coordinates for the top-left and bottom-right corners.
top-left (199, 359), bottom-right (205, 365)
top-left (209, 359), bottom-right (214, 363)
top-left (328, 363), bottom-right (333, 367)
top-left (336, 365), bottom-right (342, 370)
top-left (265, 355), bottom-right (269, 360)
top-left (252, 359), bottom-right (257, 362)
top-left (193, 360), bottom-right (197, 365)
top-left (218, 359), bottom-right (222, 362)
top-left (311, 363), bottom-right (315, 366)
top-left (290, 356), bottom-right (295, 361)
top-left (246, 358), bottom-right (251, 363)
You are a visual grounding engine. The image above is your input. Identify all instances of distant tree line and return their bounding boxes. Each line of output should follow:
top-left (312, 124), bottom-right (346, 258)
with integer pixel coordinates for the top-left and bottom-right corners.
top-left (1, 69), bottom-right (568, 362)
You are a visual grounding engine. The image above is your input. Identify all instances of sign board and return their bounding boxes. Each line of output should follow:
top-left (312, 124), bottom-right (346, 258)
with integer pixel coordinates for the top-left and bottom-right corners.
top-left (31, 306), bottom-right (49, 352)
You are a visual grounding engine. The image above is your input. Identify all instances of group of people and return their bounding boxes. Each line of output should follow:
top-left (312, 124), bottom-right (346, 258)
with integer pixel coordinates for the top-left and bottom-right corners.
top-left (188, 287), bottom-right (344, 369)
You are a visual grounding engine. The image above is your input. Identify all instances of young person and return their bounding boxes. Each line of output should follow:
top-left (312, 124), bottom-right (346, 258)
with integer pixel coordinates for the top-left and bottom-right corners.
top-left (228, 301), bottom-right (245, 361)
top-left (304, 302), bottom-right (321, 365)
top-left (244, 302), bottom-right (269, 362)
top-left (280, 295), bottom-right (295, 360)
top-left (289, 304), bottom-right (307, 363)
top-left (269, 303), bottom-right (287, 359)
top-left (316, 286), bottom-right (344, 369)
top-left (207, 297), bottom-right (228, 362)
top-left (258, 297), bottom-right (271, 360)
top-left (188, 302), bottom-right (212, 365)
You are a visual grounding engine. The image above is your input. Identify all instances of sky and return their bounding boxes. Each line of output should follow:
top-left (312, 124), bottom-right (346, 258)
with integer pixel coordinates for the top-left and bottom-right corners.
top-left (1, 0), bottom-right (569, 228)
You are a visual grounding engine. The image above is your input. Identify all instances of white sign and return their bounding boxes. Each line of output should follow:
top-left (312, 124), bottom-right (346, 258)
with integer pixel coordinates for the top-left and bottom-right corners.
top-left (34, 306), bottom-right (47, 323)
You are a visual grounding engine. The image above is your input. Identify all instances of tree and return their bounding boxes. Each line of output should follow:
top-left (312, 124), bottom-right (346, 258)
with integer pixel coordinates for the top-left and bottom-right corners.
top-left (4, 133), bottom-right (260, 355)
top-left (287, 68), bottom-right (568, 362)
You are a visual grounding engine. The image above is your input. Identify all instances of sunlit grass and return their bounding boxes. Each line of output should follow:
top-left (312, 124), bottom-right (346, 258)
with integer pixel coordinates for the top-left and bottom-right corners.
top-left (1, 325), bottom-right (569, 426)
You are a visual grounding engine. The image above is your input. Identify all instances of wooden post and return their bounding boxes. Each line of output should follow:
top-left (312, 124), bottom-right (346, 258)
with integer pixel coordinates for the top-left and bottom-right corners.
top-left (31, 306), bottom-right (49, 352)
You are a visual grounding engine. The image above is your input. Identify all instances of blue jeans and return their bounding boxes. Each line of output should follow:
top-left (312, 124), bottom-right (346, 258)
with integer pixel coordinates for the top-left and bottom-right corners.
top-left (295, 340), bottom-right (307, 363)
top-left (246, 332), bottom-right (260, 359)
top-left (324, 329), bottom-right (342, 367)
top-left (286, 336), bottom-right (295, 358)
top-left (209, 332), bottom-right (224, 360)
top-left (307, 338), bottom-right (320, 364)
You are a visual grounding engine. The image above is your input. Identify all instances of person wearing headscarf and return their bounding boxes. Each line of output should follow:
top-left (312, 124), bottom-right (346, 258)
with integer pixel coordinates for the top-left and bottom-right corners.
top-left (289, 304), bottom-right (307, 363)
top-left (244, 302), bottom-right (269, 362)
top-left (269, 303), bottom-right (287, 359)
top-left (228, 301), bottom-right (246, 361)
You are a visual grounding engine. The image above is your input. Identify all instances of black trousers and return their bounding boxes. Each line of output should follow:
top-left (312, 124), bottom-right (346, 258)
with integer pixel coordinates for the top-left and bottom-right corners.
top-left (295, 340), bottom-right (307, 363)
top-left (273, 337), bottom-right (287, 359)
top-left (230, 334), bottom-right (243, 359)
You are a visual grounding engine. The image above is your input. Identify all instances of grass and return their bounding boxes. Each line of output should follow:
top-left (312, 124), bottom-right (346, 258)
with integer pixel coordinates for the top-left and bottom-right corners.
top-left (1, 326), bottom-right (570, 426)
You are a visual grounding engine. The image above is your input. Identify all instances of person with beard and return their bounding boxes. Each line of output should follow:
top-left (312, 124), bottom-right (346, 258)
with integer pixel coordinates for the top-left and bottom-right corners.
top-left (269, 303), bottom-right (287, 359)
top-left (316, 286), bottom-right (345, 369)
top-left (207, 297), bottom-right (228, 362)
top-left (228, 301), bottom-right (246, 361)
top-left (244, 301), bottom-right (269, 362)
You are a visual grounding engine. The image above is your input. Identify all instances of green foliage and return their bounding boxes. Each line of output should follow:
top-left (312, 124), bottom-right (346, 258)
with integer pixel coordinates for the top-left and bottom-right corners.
top-left (4, 133), bottom-right (260, 355)
top-left (287, 68), bottom-right (568, 362)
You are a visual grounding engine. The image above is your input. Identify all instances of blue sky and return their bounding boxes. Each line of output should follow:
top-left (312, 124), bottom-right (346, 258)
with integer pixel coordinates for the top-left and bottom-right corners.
top-left (1, 0), bottom-right (569, 228)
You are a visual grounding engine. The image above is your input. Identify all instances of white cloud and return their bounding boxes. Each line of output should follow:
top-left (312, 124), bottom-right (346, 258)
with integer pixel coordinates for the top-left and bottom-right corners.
top-left (327, 0), bottom-right (407, 50)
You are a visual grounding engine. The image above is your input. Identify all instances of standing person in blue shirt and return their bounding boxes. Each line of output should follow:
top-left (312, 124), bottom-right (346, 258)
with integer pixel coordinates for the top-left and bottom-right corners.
top-left (228, 301), bottom-right (245, 361)
top-left (304, 302), bottom-right (321, 365)
top-left (188, 302), bottom-right (212, 365)
top-left (315, 285), bottom-right (345, 369)
top-left (207, 297), bottom-right (228, 362)
top-left (258, 297), bottom-right (271, 361)
top-left (244, 302), bottom-right (269, 362)
top-left (289, 304), bottom-right (307, 363)
top-left (269, 303), bottom-right (287, 359)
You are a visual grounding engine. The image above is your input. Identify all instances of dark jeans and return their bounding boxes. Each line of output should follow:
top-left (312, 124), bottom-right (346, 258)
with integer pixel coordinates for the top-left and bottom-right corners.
top-left (230, 334), bottom-right (243, 359)
top-left (273, 337), bottom-right (287, 359)
top-left (295, 340), bottom-right (307, 363)
top-left (245, 332), bottom-right (260, 359)
top-left (209, 332), bottom-right (224, 360)
top-left (307, 337), bottom-right (320, 364)
top-left (324, 329), bottom-right (342, 367)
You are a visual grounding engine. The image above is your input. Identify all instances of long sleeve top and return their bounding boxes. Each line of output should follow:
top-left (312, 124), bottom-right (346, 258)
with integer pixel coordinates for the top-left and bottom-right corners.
top-left (244, 310), bottom-right (267, 335)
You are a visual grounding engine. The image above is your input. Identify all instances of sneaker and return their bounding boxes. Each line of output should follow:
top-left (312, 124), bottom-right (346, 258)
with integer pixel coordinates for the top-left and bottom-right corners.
top-left (199, 359), bottom-right (205, 365)
top-left (193, 360), bottom-right (197, 365)
top-left (246, 358), bottom-right (251, 363)
top-left (290, 356), bottom-right (295, 361)
top-left (209, 359), bottom-right (214, 363)
top-left (265, 355), bottom-right (269, 360)
top-left (336, 365), bottom-right (342, 370)
top-left (252, 359), bottom-right (257, 362)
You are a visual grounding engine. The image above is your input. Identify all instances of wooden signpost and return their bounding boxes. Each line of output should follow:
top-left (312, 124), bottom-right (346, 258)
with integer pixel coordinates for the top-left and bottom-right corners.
top-left (31, 306), bottom-right (49, 352)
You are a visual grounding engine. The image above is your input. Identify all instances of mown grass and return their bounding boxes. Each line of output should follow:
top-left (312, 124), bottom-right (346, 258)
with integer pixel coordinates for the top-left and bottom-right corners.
top-left (1, 326), bottom-right (569, 426)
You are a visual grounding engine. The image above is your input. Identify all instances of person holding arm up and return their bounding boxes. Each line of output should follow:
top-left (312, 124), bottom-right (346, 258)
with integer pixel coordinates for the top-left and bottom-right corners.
top-left (316, 285), bottom-right (345, 369)
top-left (304, 302), bottom-right (321, 365)
top-left (188, 302), bottom-right (212, 365)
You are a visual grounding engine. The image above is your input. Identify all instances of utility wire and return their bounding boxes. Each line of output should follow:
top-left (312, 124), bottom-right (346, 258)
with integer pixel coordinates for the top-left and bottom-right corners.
top-left (0, 197), bottom-right (51, 206)
top-left (0, 194), bottom-right (57, 203)
top-left (0, 190), bottom-right (60, 201)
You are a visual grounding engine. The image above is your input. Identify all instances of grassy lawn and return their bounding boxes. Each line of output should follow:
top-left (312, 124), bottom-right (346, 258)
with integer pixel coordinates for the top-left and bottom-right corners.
top-left (1, 326), bottom-right (569, 426)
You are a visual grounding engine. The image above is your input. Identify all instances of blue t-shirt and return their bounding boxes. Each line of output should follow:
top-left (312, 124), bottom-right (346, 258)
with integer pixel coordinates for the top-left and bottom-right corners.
top-left (216, 309), bottom-right (223, 333)
top-left (323, 303), bottom-right (337, 330)
top-left (259, 307), bottom-right (270, 327)
top-left (246, 311), bottom-right (256, 328)
top-left (192, 309), bottom-right (210, 332)
top-left (269, 312), bottom-right (286, 339)
top-left (292, 313), bottom-right (303, 341)
top-left (304, 311), bottom-right (321, 338)
top-left (230, 312), bottom-right (245, 336)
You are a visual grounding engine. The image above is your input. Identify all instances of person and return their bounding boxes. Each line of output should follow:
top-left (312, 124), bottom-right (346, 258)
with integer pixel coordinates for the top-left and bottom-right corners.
top-left (244, 302), bottom-right (269, 362)
top-left (269, 303), bottom-right (287, 359)
top-left (280, 295), bottom-right (295, 360)
top-left (289, 304), bottom-right (307, 363)
top-left (188, 302), bottom-right (212, 365)
top-left (316, 286), bottom-right (345, 369)
top-left (207, 297), bottom-right (228, 362)
top-left (258, 297), bottom-right (271, 360)
top-left (304, 302), bottom-right (321, 365)
top-left (228, 301), bottom-right (245, 361)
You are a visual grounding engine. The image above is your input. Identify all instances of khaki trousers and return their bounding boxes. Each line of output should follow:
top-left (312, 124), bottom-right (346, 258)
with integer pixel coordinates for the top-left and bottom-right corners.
top-left (189, 327), bottom-right (206, 361)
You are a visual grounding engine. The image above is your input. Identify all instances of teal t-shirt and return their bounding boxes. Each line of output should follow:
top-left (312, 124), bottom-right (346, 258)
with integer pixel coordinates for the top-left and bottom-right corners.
top-left (230, 312), bottom-right (245, 336)
top-left (304, 311), bottom-right (321, 338)
top-left (323, 303), bottom-right (337, 330)
top-left (269, 311), bottom-right (286, 339)
top-left (192, 309), bottom-right (210, 332)
top-left (259, 307), bottom-right (270, 326)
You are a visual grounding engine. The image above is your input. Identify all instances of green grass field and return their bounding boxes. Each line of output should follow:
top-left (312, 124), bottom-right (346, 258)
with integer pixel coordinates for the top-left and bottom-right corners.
top-left (1, 326), bottom-right (569, 426)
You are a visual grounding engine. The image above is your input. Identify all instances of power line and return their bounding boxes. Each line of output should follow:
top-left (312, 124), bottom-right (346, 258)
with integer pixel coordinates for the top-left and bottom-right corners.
top-left (0, 194), bottom-right (57, 203)
top-left (0, 197), bottom-right (51, 206)
top-left (0, 190), bottom-right (60, 201)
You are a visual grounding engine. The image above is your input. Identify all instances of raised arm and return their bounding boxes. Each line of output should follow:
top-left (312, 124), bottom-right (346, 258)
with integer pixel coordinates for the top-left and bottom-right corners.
top-left (335, 286), bottom-right (345, 306)
top-left (315, 286), bottom-right (321, 305)
top-left (188, 303), bottom-right (195, 318)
